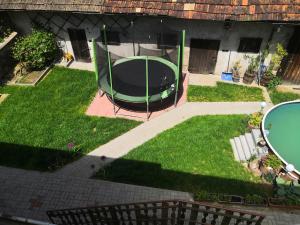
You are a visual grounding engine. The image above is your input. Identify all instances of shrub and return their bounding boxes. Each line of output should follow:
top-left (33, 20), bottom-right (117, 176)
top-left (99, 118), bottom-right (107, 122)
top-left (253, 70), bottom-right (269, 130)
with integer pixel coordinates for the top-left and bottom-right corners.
top-left (265, 154), bottom-right (282, 171)
top-left (248, 112), bottom-right (263, 128)
top-left (267, 76), bottom-right (282, 90)
top-left (12, 29), bottom-right (59, 70)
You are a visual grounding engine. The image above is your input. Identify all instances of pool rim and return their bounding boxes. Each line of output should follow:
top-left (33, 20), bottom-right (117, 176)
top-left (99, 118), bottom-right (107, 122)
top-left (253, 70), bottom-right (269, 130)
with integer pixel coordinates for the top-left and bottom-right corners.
top-left (262, 100), bottom-right (300, 176)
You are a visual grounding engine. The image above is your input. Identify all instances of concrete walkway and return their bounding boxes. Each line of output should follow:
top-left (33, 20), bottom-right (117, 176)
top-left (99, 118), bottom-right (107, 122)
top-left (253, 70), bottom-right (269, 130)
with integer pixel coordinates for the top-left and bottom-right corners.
top-left (57, 102), bottom-right (272, 178)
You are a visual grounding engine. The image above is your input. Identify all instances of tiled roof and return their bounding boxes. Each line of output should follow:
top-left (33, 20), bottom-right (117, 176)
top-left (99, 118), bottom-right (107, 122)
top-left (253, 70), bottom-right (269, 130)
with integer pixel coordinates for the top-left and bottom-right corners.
top-left (0, 0), bottom-right (299, 21)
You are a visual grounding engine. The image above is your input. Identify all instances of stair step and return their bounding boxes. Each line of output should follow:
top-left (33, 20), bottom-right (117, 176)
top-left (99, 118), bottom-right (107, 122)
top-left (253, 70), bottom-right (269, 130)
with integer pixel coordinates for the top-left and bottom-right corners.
top-left (251, 129), bottom-right (262, 144)
top-left (230, 139), bottom-right (240, 161)
top-left (239, 135), bottom-right (252, 160)
top-left (234, 137), bottom-right (247, 162)
top-left (245, 133), bottom-right (257, 156)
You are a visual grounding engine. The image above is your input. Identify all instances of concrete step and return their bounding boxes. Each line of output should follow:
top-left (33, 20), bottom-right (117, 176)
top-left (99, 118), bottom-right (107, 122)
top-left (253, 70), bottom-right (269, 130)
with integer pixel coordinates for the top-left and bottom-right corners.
top-left (245, 133), bottom-right (257, 157)
top-left (234, 137), bottom-right (247, 162)
top-left (230, 139), bottom-right (240, 161)
top-left (251, 129), bottom-right (262, 144)
top-left (239, 135), bottom-right (252, 160)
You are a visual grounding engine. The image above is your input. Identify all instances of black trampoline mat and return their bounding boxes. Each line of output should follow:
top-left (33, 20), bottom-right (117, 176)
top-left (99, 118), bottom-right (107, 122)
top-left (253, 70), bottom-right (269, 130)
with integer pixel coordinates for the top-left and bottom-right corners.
top-left (108, 59), bottom-right (175, 97)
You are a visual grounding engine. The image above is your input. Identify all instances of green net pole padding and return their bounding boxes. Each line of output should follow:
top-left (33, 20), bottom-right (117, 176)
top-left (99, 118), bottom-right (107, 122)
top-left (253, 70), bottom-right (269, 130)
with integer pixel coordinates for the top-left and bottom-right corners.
top-left (181, 30), bottom-right (186, 69)
top-left (103, 26), bottom-right (116, 114)
top-left (174, 34), bottom-right (182, 106)
top-left (146, 56), bottom-right (149, 120)
top-left (92, 39), bottom-right (99, 81)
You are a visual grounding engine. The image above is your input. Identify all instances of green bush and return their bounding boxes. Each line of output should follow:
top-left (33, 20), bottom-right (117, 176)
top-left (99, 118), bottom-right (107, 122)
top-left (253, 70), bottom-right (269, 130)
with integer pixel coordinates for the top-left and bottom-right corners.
top-left (265, 154), bottom-right (282, 171)
top-left (248, 112), bottom-right (263, 128)
top-left (12, 29), bottom-right (59, 70)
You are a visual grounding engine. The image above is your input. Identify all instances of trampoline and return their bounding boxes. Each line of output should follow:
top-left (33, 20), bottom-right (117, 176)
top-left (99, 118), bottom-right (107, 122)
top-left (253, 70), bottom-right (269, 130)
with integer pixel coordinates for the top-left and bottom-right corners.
top-left (262, 101), bottom-right (300, 176)
top-left (99, 56), bottom-right (177, 103)
top-left (92, 19), bottom-right (185, 118)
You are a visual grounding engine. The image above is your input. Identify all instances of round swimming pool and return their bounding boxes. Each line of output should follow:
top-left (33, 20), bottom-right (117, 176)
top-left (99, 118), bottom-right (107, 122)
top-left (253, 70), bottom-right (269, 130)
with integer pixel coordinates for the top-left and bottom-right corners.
top-left (262, 101), bottom-right (300, 175)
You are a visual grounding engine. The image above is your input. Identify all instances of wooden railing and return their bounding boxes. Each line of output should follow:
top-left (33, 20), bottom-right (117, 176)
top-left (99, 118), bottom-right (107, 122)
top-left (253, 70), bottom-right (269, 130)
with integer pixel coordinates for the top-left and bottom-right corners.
top-left (47, 200), bottom-right (265, 225)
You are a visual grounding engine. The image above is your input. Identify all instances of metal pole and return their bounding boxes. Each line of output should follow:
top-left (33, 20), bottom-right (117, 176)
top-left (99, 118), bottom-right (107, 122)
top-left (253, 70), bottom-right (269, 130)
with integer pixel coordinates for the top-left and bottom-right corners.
top-left (131, 21), bottom-right (136, 56)
top-left (104, 26), bottom-right (116, 115)
top-left (146, 56), bottom-right (149, 120)
top-left (174, 30), bottom-right (184, 107)
top-left (92, 39), bottom-right (99, 82)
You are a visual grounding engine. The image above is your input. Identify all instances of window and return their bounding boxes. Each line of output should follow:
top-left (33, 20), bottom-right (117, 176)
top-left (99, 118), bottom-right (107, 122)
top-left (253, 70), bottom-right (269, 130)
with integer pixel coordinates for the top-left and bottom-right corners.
top-left (101, 30), bottom-right (120, 45)
top-left (238, 38), bottom-right (262, 53)
top-left (157, 33), bottom-right (178, 49)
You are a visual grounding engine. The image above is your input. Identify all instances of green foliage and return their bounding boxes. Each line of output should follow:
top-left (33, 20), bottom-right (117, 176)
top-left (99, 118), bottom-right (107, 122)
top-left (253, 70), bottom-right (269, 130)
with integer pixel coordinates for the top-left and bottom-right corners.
top-left (12, 29), bottom-right (59, 70)
top-left (0, 17), bottom-right (12, 43)
top-left (248, 112), bottom-right (263, 128)
top-left (269, 43), bottom-right (288, 71)
top-left (232, 60), bottom-right (242, 76)
top-left (269, 90), bottom-right (300, 105)
top-left (244, 194), bottom-right (266, 205)
top-left (245, 55), bottom-right (259, 74)
top-left (265, 154), bottom-right (282, 171)
top-left (188, 82), bottom-right (264, 102)
top-left (267, 76), bottom-right (282, 90)
top-left (0, 67), bottom-right (139, 171)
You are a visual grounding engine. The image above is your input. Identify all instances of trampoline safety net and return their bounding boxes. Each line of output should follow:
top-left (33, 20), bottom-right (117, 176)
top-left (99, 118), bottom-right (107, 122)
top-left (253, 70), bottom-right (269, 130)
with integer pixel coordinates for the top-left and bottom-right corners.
top-left (92, 18), bottom-right (185, 112)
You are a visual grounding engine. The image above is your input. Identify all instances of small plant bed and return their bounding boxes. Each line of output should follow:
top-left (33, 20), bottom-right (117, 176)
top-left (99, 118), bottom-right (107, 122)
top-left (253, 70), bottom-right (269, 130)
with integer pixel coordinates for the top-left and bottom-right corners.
top-left (0, 67), bottom-right (140, 171)
top-left (95, 115), bottom-right (271, 196)
top-left (188, 82), bottom-right (264, 102)
top-left (195, 192), bottom-right (268, 207)
top-left (12, 66), bottom-right (51, 86)
top-left (269, 89), bottom-right (300, 105)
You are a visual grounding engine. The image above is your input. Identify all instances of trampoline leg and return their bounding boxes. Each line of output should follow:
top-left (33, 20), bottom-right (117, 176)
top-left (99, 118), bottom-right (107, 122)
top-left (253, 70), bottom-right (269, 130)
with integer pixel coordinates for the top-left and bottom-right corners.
top-left (146, 103), bottom-right (149, 121)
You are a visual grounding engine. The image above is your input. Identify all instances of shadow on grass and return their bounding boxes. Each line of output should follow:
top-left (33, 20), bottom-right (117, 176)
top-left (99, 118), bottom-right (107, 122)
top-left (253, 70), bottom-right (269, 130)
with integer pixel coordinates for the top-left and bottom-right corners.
top-left (0, 142), bottom-right (272, 197)
top-left (94, 157), bottom-right (272, 197)
top-left (0, 142), bottom-right (84, 171)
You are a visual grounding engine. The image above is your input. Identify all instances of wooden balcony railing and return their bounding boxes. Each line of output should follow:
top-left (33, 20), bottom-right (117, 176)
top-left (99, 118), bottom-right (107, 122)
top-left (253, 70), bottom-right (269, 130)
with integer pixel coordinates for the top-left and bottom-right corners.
top-left (47, 200), bottom-right (265, 225)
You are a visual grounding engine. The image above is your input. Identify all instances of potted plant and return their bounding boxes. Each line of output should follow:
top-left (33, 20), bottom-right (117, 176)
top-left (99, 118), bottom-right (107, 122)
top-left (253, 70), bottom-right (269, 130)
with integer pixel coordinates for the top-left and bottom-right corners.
top-left (232, 60), bottom-right (242, 82)
top-left (243, 55), bottom-right (259, 84)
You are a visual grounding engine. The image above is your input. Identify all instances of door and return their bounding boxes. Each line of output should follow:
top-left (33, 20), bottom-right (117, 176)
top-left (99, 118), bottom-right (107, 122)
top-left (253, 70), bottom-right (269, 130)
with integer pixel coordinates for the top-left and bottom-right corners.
top-left (188, 39), bottom-right (220, 74)
top-left (68, 29), bottom-right (91, 62)
top-left (280, 28), bottom-right (300, 84)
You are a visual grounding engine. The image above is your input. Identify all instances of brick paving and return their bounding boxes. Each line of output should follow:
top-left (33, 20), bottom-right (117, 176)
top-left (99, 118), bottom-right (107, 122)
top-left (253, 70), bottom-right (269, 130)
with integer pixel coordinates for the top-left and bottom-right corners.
top-left (0, 166), bottom-right (192, 222)
top-left (1, 166), bottom-right (300, 224)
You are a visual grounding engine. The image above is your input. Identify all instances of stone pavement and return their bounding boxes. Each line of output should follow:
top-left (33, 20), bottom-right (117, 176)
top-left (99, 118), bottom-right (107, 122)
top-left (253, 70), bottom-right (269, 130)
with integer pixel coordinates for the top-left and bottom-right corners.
top-left (1, 166), bottom-right (300, 225)
top-left (0, 166), bottom-right (192, 222)
top-left (57, 102), bottom-right (273, 178)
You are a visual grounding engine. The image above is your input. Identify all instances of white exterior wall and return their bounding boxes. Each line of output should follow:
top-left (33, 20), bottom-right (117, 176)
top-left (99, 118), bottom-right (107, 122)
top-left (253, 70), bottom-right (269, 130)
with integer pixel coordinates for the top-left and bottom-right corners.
top-left (8, 12), bottom-right (294, 76)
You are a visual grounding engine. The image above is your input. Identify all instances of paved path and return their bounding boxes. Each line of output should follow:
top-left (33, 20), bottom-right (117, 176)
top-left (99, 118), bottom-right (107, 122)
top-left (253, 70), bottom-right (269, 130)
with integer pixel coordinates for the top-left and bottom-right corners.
top-left (57, 102), bottom-right (272, 178)
top-left (1, 166), bottom-right (300, 225)
top-left (0, 166), bottom-right (192, 222)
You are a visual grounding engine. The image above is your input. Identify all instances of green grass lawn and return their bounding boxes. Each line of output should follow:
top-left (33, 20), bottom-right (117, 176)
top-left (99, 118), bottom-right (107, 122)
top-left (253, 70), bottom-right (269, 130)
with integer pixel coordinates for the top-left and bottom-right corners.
top-left (269, 89), bottom-right (300, 105)
top-left (188, 82), bottom-right (264, 102)
top-left (95, 115), bottom-right (270, 196)
top-left (0, 67), bottom-right (139, 171)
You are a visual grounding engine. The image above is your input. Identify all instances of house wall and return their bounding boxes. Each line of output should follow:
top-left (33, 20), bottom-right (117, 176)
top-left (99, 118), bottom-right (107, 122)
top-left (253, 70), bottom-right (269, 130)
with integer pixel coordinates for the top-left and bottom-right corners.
top-left (8, 11), bottom-right (294, 77)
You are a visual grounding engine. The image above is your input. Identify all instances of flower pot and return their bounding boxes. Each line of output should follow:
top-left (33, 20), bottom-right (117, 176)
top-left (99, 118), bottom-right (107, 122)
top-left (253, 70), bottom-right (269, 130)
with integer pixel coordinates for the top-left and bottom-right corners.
top-left (260, 75), bottom-right (273, 87)
top-left (243, 71), bottom-right (256, 84)
top-left (232, 76), bottom-right (240, 83)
